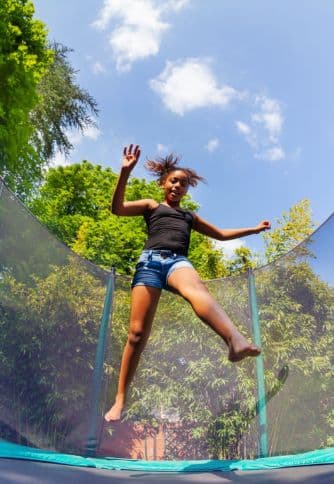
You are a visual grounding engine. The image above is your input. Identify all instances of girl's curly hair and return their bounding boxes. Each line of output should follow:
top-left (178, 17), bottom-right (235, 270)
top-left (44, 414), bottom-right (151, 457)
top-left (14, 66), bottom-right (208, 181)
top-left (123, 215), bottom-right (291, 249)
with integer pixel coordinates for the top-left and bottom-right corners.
top-left (144, 154), bottom-right (205, 187)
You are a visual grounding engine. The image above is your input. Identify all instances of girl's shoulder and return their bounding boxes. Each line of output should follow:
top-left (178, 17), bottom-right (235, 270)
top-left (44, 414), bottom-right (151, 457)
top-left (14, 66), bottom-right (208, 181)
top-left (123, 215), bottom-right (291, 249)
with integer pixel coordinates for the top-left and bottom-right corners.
top-left (146, 199), bottom-right (160, 211)
top-left (142, 199), bottom-right (160, 217)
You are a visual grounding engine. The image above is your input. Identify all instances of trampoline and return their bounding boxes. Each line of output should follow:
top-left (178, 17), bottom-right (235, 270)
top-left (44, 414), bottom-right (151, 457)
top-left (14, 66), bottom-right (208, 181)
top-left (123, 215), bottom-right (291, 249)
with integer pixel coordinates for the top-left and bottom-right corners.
top-left (0, 177), bottom-right (333, 482)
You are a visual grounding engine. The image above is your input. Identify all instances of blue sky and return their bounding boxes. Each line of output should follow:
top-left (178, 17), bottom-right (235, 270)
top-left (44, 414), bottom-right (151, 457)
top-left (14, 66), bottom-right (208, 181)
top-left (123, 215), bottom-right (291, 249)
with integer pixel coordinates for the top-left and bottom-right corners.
top-left (32, 0), bottom-right (334, 258)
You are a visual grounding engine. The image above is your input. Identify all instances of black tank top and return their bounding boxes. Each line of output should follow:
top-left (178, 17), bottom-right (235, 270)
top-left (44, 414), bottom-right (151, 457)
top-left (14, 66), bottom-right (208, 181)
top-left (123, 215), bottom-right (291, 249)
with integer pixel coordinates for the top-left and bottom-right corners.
top-left (143, 204), bottom-right (194, 256)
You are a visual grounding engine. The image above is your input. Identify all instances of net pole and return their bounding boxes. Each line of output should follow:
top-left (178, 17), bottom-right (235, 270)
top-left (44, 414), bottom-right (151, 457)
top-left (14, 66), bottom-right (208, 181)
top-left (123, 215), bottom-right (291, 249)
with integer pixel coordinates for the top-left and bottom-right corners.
top-left (85, 267), bottom-right (115, 456)
top-left (247, 268), bottom-right (268, 457)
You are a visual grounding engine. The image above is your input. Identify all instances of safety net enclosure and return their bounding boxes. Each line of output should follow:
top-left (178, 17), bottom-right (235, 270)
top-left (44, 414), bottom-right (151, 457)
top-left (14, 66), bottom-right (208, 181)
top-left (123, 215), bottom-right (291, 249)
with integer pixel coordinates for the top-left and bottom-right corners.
top-left (0, 180), bottom-right (113, 455)
top-left (0, 178), bottom-right (333, 464)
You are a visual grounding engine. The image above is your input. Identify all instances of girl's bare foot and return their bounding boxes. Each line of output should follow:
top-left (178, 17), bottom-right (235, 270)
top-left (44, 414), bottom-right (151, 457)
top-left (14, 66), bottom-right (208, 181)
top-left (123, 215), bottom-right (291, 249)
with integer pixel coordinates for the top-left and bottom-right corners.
top-left (228, 333), bottom-right (261, 362)
top-left (104, 396), bottom-right (125, 422)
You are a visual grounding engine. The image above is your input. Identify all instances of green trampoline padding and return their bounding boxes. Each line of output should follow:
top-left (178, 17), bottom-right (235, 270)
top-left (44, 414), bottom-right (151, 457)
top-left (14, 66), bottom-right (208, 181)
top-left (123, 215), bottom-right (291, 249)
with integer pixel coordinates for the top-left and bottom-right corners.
top-left (1, 441), bottom-right (334, 472)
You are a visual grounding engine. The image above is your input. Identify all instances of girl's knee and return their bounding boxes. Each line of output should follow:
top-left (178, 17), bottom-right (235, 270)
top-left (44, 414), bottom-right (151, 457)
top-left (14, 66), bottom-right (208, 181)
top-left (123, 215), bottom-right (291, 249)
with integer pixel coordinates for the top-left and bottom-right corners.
top-left (128, 330), bottom-right (142, 345)
top-left (127, 322), bottom-right (148, 345)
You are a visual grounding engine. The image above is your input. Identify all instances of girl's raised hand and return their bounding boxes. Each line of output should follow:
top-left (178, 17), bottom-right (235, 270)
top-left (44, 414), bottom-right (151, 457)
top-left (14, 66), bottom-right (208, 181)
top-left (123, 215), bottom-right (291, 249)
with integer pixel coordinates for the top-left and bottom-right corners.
top-left (122, 144), bottom-right (141, 171)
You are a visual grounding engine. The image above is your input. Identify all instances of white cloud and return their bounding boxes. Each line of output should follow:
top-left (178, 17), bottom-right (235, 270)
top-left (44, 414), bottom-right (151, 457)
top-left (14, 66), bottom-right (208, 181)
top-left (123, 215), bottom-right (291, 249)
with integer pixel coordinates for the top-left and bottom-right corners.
top-left (252, 95), bottom-right (284, 143)
top-left (66, 125), bottom-right (101, 145)
top-left (93, 0), bottom-right (189, 71)
top-left (235, 121), bottom-right (257, 148)
top-left (236, 94), bottom-right (285, 162)
top-left (258, 146), bottom-right (285, 162)
top-left (161, 0), bottom-right (190, 12)
top-left (82, 125), bottom-right (102, 141)
top-left (157, 143), bottom-right (168, 153)
top-left (213, 238), bottom-right (245, 258)
top-left (235, 121), bottom-right (251, 136)
top-left (206, 138), bottom-right (219, 152)
top-left (150, 58), bottom-right (244, 115)
top-left (92, 61), bottom-right (106, 74)
top-left (50, 151), bottom-right (70, 168)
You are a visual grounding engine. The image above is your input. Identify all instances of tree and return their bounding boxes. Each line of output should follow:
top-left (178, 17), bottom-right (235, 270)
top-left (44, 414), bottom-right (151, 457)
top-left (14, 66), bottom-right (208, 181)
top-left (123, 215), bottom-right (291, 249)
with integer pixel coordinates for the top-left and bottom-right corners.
top-left (0, 259), bottom-right (110, 450)
top-left (28, 161), bottom-right (117, 245)
top-left (30, 43), bottom-right (98, 161)
top-left (263, 199), bottom-right (315, 263)
top-left (227, 246), bottom-right (257, 275)
top-left (0, 3), bottom-right (99, 197)
top-left (0, 0), bottom-right (52, 195)
top-left (253, 252), bottom-right (334, 454)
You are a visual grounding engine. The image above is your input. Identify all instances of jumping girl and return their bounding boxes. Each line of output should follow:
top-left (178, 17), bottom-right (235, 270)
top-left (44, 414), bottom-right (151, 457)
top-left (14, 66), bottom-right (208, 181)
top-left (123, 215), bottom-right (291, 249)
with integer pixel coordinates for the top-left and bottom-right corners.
top-left (105, 144), bottom-right (270, 421)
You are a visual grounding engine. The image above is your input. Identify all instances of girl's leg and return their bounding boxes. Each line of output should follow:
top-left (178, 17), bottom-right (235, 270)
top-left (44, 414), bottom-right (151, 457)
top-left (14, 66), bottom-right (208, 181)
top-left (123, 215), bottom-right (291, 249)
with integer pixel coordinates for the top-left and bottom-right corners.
top-left (167, 267), bottom-right (260, 362)
top-left (104, 285), bottom-right (161, 421)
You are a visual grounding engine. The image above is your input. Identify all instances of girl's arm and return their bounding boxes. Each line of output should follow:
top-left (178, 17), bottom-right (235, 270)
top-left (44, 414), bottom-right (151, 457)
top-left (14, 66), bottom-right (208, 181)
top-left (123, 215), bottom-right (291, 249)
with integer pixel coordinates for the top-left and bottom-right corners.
top-left (193, 213), bottom-right (271, 240)
top-left (111, 144), bottom-right (157, 216)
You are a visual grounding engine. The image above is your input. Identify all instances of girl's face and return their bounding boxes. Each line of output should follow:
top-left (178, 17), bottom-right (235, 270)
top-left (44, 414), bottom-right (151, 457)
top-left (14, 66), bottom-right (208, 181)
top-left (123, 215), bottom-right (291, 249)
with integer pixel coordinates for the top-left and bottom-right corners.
top-left (161, 170), bottom-right (189, 205)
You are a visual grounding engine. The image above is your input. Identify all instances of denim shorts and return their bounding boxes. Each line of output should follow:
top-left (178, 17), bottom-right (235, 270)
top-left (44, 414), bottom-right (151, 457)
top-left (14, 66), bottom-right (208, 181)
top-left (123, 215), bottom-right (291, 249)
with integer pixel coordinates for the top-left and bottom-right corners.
top-left (131, 250), bottom-right (194, 291)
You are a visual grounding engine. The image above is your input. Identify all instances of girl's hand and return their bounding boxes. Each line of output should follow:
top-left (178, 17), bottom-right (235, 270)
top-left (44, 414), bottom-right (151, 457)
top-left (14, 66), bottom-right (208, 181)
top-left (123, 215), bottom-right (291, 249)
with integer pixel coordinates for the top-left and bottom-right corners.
top-left (254, 220), bottom-right (271, 233)
top-left (122, 144), bottom-right (141, 171)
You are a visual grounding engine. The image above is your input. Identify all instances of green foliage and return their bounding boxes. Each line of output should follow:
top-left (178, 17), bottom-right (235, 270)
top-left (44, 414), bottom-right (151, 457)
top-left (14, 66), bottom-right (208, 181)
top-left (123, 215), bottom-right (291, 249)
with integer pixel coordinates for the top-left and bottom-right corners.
top-left (0, 5), bottom-right (98, 197)
top-left (227, 246), bottom-right (257, 275)
top-left (188, 232), bottom-right (229, 279)
top-left (0, 258), bottom-right (109, 449)
top-left (30, 43), bottom-right (98, 161)
top-left (29, 161), bottom-right (117, 245)
top-left (0, 0), bottom-right (53, 195)
top-left (263, 199), bottom-right (314, 263)
top-left (253, 252), bottom-right (334, 454)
